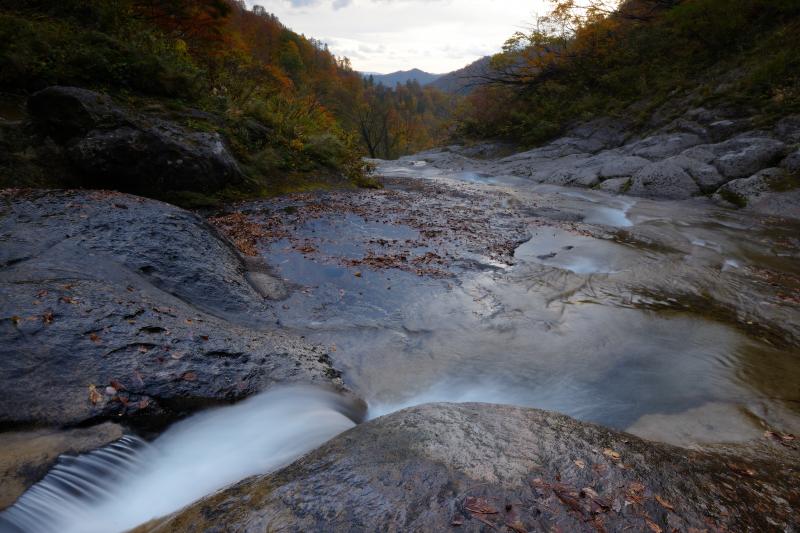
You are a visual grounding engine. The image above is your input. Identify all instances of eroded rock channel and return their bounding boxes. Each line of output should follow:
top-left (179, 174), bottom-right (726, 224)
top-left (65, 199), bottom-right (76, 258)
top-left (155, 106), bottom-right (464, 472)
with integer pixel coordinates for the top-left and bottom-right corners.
top-left (1, 160), bottom-right (799, 532)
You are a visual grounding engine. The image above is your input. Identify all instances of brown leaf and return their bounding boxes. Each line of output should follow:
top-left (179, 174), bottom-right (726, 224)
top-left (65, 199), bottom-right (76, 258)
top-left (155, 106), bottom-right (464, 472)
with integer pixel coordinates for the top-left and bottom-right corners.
top-left (602, 448), bottom-right (621, 461)
top-left (654, 495), bottom-right (675, 512)
top-left (89, 333), bottom-right (101, 343)
top-left (574, 459), bottom-right (586, 469)
top-left (505, 520), bottom-right (528, 533)
top-left (645, 518), bottom-right (663, 533)
top-left (727, 463), bottom-right (756, 477)
top-left (464, 496), bottom-right (498, 515)
top-left (88, 384), bottom-right (103, 405)
top-left (42, 311), bottom-right (54, 324)
top-left (200, 335), bottom-right (209, 341)
top-left (554, 485), bottom-right (585, 516)
top-left (110, 379), bottom-right (126, 391)
top-left (181, 371), bottom-right (198, 382)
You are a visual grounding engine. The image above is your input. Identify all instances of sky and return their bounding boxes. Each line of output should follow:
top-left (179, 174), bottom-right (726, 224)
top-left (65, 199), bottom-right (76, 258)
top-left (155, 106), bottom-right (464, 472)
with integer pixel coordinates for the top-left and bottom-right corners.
top-left (244, 0), bottom-right (549, 74)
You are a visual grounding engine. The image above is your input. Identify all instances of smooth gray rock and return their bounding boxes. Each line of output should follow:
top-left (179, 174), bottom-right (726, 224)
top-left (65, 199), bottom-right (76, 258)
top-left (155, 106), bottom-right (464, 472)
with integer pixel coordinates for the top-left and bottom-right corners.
top-left (0, 190), bottom-right (343, 429)
top-left (714, 168), bottom-right (800, 218)
top-left (628, 160), bottom-right (701, 199)
top-left (775, 115), bottom-right (800, 143)
top-left (625, 133), bottom-right (702, 160)
top-left (663, 155), bottom-right (726, 192)
top-left (781, 150), bottom-right (800, 174)
top-left (597, 155), bottom-right (650, 179)
top-left (143, 403), bottom-right (800, 533)
top-left (712, 137), bottom-right (787, 180)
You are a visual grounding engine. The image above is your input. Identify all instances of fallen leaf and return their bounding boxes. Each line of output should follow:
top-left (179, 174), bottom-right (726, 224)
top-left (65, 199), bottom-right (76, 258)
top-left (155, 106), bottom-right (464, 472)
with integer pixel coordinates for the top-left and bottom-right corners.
top-left (200, 335), bottom-right (209, 341)
top-left (581, 487), bottom-right (611, 513)
top-left (654, 495), bottom-right (674, 512)
top-left (505, 520), bottom-right (528, 533)
top-left (727, 463), bottom-right (756, 477)
top-left (553, 485), bottom-right (585, 515)
top-left (602, 448), bottom-right (621, 461)
top-left (645, 518), bottom-right (663, 533)
top-left (42, 311), bottom-right (54, 324)
top-left (181, 371), bottom-right (198, 382)
top-left (354, 271), bottom-right (362, 277)
top-left (574, 459), bottom-right (586, 469)
top-left (88, 384), bottom-right (103, 405)
top-left (110, 379), bottom-right (126, 391)
top-left (89, 333), bottom-right (101, 343)
top-left (464, 496), bottom-right (498, 515)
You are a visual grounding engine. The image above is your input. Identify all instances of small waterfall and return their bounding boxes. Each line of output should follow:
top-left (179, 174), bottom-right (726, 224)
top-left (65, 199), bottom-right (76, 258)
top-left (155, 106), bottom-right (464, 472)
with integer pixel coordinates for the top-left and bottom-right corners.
top-left (0, 386), bottom-right (360, 533)
top-left (0, 436), bottom-right (148, 533)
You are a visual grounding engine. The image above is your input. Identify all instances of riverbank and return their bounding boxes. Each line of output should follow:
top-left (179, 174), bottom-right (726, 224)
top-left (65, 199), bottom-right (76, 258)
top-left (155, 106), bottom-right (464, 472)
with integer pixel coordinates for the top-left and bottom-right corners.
top-left (1, 157), bottom-right (799, 530)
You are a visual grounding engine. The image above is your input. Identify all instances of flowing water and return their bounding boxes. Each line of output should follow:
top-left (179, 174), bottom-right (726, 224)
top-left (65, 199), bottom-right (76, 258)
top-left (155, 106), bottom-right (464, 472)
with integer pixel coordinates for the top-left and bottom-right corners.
top-left (3, 160), bottom-right (799, 531)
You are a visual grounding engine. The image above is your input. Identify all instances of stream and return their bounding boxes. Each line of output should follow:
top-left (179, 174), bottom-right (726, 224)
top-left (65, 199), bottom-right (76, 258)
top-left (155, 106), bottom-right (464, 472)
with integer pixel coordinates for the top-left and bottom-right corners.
top-left (2, 159), bottom-right (799, 532)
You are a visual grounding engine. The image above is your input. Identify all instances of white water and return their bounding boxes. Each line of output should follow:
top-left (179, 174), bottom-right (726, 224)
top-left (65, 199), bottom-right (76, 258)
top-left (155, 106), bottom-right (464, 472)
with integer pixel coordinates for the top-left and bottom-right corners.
top-left (0, 386), bottom-right (357, 533)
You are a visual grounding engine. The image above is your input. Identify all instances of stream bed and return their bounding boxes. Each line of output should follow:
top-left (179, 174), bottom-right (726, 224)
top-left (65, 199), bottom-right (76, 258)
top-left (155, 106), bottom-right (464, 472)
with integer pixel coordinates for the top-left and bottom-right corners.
top-left (2, 160), bottom-right (799, 532)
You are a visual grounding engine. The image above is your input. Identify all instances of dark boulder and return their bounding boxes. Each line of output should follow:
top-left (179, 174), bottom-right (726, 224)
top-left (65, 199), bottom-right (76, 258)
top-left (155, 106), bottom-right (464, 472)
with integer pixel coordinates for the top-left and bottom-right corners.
top-left (143, 403), bottom-right (800, 532)
top-left (0, 190), bottom-right (343, 429)
top-left (27, 86), bottom-right (125, 142)
top-left (26, 87), bottom-right (243, 194)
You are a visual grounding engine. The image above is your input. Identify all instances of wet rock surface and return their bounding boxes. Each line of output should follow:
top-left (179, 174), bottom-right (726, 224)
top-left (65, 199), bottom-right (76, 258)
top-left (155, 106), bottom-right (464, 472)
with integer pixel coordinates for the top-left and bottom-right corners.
top-left (0, 189), bottom-right (342, 429)
top-left (141, 403), bottom-right (800, 533)
top-left (27, 86), bottom-right (243, 194)
top-left (399, 112), bottom-right (798, 215)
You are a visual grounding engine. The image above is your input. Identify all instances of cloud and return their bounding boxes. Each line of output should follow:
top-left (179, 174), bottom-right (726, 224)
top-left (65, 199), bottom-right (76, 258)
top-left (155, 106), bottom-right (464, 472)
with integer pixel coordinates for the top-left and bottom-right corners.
top-left (246, 0), bottom-right (548, 72)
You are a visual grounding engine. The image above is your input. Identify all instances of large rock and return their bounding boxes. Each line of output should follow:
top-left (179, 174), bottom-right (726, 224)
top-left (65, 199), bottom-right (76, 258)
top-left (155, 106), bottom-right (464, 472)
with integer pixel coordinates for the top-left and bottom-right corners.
top-left (624, 132), bottom-right (702, 160)
top-left (662, 154), bottom-right (726, 192)
top-left (26, 86), bottom-right (126, 142)
top-left (781, 150), bottom-right (800, 174)
top-left (628, 160), bottom-right (701, 199)
top-left (141, 403), bottom-right (800, 532)
top-left (27, 87), bottom-right (243, 194)
top-left (710, 136), bottom-right (787, 180)
top-left (0, 190), bottom-right (343, 429)
top-left (714, 168), bottom-right (800, 218)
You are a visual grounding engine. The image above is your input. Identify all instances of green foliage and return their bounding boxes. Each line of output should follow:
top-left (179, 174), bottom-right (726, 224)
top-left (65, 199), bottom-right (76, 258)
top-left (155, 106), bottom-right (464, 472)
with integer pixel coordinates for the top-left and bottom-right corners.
top-left (459, 0), bottom-right (800, 146)
top-left (718, 188), bottom-right (748, 208)
top-left (0, 0), bottom-right (454, 200)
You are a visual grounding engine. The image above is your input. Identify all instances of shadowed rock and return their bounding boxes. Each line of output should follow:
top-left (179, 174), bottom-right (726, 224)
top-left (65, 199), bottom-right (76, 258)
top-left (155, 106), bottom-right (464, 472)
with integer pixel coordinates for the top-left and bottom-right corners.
top-left (137, 403), bottom-right (800, 532)
top-left (27, 87), bottom-right (243, 195)
top-left (0, 189), bottom-right (343, 429)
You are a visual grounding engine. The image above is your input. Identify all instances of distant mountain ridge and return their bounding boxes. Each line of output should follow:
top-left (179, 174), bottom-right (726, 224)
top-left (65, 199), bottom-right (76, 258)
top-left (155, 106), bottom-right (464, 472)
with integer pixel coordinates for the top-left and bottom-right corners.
top-left (363, 68), bottom-right (442, 87)
top-left (429, 56), bottom-right (493, 94)
top-left (362, 58), bottom-right (495, 94)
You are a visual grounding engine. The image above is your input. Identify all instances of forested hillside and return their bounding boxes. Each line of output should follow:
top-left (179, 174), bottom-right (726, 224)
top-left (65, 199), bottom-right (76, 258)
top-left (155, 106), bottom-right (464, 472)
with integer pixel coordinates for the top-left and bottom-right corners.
top-left (0, 0), bottom-right (454, 202)
top-left (457, 0), bottom-right (800, 146)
